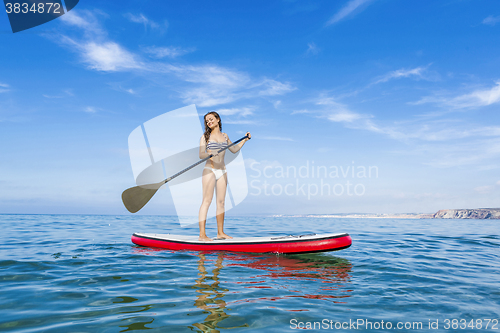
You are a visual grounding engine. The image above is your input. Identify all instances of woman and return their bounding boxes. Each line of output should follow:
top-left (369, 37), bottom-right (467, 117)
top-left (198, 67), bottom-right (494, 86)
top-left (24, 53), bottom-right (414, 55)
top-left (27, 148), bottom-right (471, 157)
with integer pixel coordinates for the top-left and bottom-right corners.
top-left (198, 111), bottom-right (251, 241)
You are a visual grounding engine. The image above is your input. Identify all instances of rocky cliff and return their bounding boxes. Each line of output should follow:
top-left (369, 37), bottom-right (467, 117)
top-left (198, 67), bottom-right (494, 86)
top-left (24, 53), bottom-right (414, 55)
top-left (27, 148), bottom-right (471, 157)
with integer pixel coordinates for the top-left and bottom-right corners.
top-left (432, 208), bottom-right (500, 219)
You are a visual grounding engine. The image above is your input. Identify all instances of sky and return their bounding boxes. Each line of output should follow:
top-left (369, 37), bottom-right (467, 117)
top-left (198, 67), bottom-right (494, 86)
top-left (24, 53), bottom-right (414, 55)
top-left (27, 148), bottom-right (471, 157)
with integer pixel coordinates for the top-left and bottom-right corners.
top-left (1, 0), bottom-right (500, 216)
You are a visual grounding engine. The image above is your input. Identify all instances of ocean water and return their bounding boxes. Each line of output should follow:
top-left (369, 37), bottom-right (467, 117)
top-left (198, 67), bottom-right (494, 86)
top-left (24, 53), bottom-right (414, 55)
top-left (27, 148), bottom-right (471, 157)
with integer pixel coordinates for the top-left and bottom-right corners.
top-left (0, 214), bottom-right (499, 332)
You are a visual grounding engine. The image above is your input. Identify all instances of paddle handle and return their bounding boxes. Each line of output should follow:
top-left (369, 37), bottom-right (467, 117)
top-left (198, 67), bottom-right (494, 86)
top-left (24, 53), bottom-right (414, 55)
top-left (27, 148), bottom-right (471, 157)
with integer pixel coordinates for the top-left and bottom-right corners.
top-left (164, 134), bottom-right (250, 183)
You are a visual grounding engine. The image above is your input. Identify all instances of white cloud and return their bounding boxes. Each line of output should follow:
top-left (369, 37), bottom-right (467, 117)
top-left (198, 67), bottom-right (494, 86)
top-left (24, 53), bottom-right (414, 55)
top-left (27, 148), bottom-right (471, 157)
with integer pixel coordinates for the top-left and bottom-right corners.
top-left (107, 83), bottom-right (139, 95)
top-left (143, 46), bottom-right (195, 59)
top-left (306, 42), bottom-right (320, 55)
top-left (326, 0), bottom-right (373, 26)
top-left (302, 93), bottom-right (500, 148)
top-left (474, 185), bottom-right (495, 193)
top-left (55, 11), bottom-right (294, 106)
top-left (116, 87), bottom-right (137, 95)
top-left (43, 94), bottom-right (64, 99)
top-left (373, 66), bottom-right (431, 84)
top-left (201, 106), bottom-right (255, 126)
top-left (355, 118), bottom-right (500, 168)
top-left (124, 13), bottom-right (167, 31)
top-left (387, 124), bottom-right (500, 142)
top-left (291, 109), bottom-right (312, 115)
top-left (328, 111), bottom-right (363, 122)
top-left (159, 64), bottom-right (250, 106)
top-left (180, 88), bottom-right (238, 107)
top-left (258, 79), bottom-right (296, 96)
top-left (42, 89), bottom-right (75, 98)
top-left (260, 136), bottom-right (294, 141)
top-left (60, 11), bottom-right (91, 28)
top-left (84, 106), bottom-right (97, 113)
top-left (223, 119), bottom-right (255, 125)
top-left (157, 64), bottom-right (294, 107)
top-left (59, 10), bottom-right (106, 37)
top-left (213, 107), bottom-right (254, 117)
top-left (291, 95), bottom-right (387, 138)
top-left (313, 95), bottom-right (375, 126)
top-left (482, 15), bottom-right (500, 26)
top-left (57, 12), bottom-right (143, 72)
top-left (0, 82), bottom-right (10, 93)
top-left (477, 165), bottom-right (499, 171)
top-left (414, 81), bottom-right (500, 109)
top-left (448, 82), bottom-right (500, 108)
top-left (168, 64), bottom-right (248, 88)
top-left (81, 41), bottom-right (143, 71)
top-left (415, 137), bottom-right (500, 168)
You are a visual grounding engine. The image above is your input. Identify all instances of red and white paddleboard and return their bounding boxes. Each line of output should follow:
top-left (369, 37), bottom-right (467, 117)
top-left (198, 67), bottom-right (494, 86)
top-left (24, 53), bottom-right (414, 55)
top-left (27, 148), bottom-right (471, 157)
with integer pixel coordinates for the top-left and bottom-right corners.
top-left (131, 232), bottom-right (352, 254)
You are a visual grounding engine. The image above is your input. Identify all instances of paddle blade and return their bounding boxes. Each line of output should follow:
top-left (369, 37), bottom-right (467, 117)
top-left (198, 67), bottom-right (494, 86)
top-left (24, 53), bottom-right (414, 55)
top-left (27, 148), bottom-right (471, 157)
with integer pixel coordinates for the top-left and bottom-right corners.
top-left (122, 183), bottom-right (163, 213)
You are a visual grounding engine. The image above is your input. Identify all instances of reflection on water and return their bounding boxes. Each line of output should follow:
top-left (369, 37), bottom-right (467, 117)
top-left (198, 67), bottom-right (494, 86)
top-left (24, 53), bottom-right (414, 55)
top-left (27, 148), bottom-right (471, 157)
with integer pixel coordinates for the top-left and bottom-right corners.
top-left (115, 295), bottom-right (155, 332)
top-left (119, 317), bottom-right (154, 332)
top-left (182, 251), bottom-right (352, 331)
top-left (226, 253), bottom-right (353, 307)
top-left (189, 253), bottom-right (245, 332)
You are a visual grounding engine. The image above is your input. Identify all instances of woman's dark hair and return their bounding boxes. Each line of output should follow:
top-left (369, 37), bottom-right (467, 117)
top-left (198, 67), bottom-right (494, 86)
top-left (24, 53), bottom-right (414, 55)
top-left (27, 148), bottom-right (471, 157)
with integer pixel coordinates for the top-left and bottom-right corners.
top-left (203, 111), bottom-right (222, 144)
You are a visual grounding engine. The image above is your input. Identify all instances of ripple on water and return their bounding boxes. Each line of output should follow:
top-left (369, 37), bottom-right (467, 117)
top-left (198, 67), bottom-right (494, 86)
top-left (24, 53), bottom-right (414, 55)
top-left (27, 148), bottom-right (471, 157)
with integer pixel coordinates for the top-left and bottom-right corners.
top-left (0, 215), bottom-right (499, 332)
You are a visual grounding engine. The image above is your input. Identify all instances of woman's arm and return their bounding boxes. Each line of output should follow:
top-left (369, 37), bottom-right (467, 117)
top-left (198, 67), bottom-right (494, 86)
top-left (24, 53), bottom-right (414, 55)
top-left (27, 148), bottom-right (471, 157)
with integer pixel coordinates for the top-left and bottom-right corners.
top-left (199, 136), bottom-right (211, 159)
top-left (227, 132), bottom-right (251, 153)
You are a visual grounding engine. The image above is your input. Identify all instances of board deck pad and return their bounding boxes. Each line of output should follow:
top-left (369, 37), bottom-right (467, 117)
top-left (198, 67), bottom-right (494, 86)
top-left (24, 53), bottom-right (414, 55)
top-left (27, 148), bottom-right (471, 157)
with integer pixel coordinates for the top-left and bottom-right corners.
top-left (132, 232), bottom-right (352, 254)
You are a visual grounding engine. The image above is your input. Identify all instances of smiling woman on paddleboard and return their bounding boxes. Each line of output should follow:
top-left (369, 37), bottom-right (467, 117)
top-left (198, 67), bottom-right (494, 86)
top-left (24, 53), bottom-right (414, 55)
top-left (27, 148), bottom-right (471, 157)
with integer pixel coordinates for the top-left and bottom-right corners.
top-left (198, 112), bottom-right (251, 241)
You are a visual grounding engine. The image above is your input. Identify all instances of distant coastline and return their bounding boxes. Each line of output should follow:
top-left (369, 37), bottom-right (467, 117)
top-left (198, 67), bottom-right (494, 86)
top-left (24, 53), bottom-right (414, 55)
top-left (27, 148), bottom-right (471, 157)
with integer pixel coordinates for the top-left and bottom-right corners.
top-left (430, 208), bottom-right (500, 219)
top-left (273, 208), bottom-right (500, 219)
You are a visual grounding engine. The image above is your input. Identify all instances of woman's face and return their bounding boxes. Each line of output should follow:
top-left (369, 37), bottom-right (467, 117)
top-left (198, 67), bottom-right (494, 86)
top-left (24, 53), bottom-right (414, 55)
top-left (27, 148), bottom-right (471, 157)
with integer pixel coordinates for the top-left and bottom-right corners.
top-left (205, 114), bottom-right (219, 130)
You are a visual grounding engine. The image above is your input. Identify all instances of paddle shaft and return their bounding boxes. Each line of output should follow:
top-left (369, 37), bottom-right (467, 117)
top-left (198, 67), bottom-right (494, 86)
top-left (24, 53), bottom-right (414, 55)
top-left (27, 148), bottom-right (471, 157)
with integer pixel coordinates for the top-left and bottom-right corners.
top-left (163, 134), bottom-right (250, 184)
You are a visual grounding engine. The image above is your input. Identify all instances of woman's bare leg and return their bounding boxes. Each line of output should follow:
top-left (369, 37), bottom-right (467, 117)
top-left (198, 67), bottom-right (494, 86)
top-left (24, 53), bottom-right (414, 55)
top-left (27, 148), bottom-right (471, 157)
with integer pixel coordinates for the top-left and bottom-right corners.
top-left (215, 173), bottom-right (232, 239)
top-left (199, 168), bottom-right (215, 241)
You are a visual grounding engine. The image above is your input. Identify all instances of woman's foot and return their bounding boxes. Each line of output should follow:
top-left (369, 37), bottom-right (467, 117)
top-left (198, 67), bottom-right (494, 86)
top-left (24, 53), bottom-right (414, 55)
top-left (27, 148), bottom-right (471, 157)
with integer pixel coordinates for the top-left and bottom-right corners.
top-left (199, 235), bottom-right (213, 241)
top-left (216, 233), bottom-right (233, 239)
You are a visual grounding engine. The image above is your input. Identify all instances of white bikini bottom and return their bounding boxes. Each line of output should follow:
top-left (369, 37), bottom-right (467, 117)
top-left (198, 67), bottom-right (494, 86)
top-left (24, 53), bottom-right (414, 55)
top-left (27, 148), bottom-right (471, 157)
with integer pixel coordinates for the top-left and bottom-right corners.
top-left (204, 167), bottom-right (227, 180)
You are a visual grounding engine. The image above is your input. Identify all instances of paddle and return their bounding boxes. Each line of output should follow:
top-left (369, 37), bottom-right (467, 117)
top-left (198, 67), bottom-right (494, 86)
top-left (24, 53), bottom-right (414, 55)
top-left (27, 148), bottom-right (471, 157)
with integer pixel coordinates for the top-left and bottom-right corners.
top-left (122, 134), bottom-right (250, 213)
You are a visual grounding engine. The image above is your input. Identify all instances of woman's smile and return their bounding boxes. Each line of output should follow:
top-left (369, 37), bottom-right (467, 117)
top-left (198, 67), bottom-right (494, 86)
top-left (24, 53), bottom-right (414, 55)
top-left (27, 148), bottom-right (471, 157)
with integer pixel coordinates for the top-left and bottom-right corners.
top-left (206, 116), bottom-right (217, 128)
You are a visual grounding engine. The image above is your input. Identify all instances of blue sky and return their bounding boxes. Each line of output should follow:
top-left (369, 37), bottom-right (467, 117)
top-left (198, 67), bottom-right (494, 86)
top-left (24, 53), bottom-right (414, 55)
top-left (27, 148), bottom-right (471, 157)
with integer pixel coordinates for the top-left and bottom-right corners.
top-left (1, 0), bottom-right (500, 215)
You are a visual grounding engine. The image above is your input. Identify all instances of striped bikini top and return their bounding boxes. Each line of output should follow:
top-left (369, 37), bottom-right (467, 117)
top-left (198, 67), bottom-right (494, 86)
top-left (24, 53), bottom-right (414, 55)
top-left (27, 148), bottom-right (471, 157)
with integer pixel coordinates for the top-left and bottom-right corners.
top-left (206, 135), bottom-right (228, 152)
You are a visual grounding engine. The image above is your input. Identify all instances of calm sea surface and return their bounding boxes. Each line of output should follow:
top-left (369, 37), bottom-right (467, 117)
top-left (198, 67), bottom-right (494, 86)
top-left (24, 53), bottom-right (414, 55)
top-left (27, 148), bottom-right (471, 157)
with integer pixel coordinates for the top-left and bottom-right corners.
top-left (0, 214), bottom-right (499, 332)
